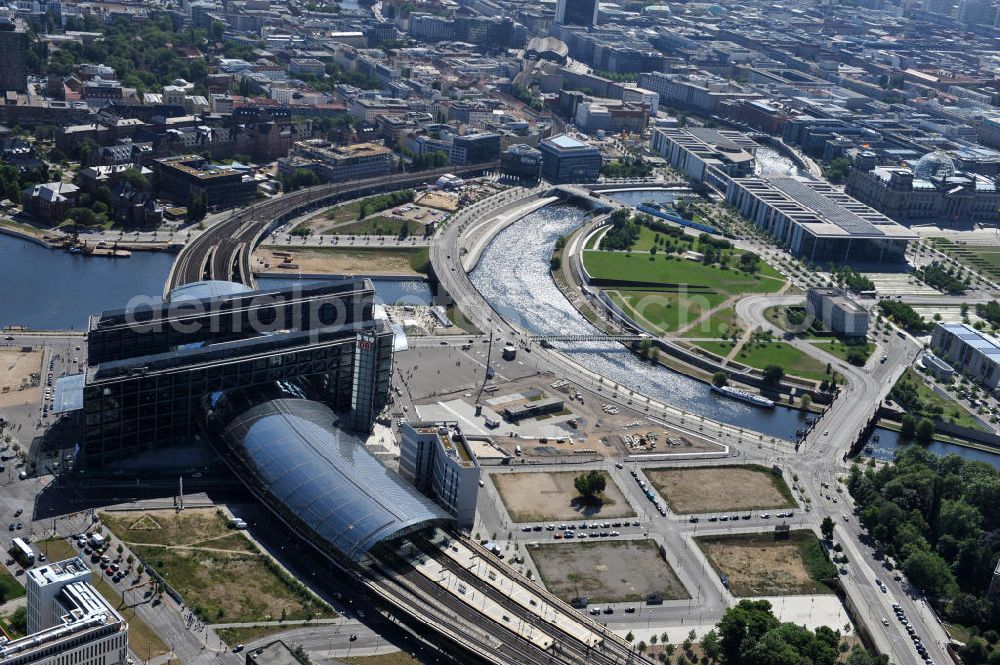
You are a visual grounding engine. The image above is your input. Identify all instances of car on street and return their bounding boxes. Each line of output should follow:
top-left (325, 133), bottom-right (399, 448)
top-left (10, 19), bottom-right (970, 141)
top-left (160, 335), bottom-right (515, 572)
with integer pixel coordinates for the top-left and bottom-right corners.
top-left (881, 617), bottom-right (889, 626)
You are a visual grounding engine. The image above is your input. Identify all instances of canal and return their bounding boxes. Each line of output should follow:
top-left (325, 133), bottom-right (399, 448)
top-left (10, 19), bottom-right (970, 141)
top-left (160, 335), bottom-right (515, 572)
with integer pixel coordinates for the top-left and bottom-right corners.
top-left (863, 426), bottom-right (1000, 470)
top-left (468, 203), bottom-right (810, 439)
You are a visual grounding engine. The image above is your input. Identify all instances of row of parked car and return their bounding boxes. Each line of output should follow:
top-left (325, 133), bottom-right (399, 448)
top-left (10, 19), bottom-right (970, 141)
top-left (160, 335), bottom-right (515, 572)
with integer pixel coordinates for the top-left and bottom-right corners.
top-left (689, 511), bottom-right (795, 523)
top-left (631, 469), bottom-right (668, 517)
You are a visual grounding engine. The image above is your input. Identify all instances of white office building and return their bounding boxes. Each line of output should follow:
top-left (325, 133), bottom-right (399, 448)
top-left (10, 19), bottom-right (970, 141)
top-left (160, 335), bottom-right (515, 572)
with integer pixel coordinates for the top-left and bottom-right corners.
top-left (931, 323), bottom-right (1000, 388)
top-left (400, 422), bottom-right (480, 529)
top-left (7, 558), bottom-right (129, 665)
top-left (806, 288), bottom-right (870, 337)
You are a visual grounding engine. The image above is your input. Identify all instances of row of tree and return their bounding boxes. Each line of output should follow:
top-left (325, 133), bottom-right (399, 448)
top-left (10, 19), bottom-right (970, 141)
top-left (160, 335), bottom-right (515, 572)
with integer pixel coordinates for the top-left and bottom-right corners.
top-left (917, 262), bottom-right (969, 295)
top-left (877, 300), bottom-right (931, 333)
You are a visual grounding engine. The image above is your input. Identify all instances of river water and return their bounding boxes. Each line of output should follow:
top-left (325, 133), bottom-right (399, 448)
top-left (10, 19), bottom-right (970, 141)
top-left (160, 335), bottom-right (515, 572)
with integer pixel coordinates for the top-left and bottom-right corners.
top-left (754, 145), bottom-right (802, 178)
top-left (0, 237), bottom-right (175, 330)
top-left (256, 275), bottom-right (433, 305)
top-left (863, 426), bottom-right (1000, 469)
top-left (605, 189), bottom-right (688, 207)
top-left (0, 235), bottom-right (433, 330)
top-left (468, 204), bottom-right (809, 438)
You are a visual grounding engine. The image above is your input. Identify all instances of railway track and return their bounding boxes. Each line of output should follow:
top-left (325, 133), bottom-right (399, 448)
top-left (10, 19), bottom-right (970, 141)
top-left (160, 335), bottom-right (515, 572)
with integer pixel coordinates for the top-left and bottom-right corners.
top-left (164, 162), bottom-right (499, 298)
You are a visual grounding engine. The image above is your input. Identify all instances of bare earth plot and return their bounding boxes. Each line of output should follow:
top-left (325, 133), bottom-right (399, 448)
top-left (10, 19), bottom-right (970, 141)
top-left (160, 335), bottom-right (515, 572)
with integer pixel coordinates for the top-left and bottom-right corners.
top-left (528, 539), bottom-right (688, 604)
top-left (254, 246), bottom-right (427, 276)
top-left (697, 531), bottom-right (836, 597)
top-left (493, 471), bottom-right (635, 522)
top-left (645, 465), bottom-right (795, 514)
top-left (0, 349), bottom-right (42, 408)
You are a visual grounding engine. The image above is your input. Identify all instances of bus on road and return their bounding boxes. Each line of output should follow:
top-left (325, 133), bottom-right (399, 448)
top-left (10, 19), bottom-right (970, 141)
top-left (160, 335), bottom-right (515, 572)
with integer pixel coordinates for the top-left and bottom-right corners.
top-left (10, 536), bottom-right (34, 566)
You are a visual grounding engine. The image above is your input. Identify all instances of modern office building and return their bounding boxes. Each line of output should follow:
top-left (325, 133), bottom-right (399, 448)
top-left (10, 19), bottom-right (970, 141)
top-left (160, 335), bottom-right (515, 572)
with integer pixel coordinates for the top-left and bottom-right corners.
top-left (448, 132), bottom-right (501, 166)
top-left (0, 19), bottom-right (28, 93)
top-left (806, 288), bottom-right (870, 337)
top-left (26, 558), bottom-right (91, 633)
top-left (639, 71), bottom-right (760, 113)
top-left (845, 151), bottom-right (1000, 226)
top-left (555, 0), bottom-right (598, 26)
top-left (78, 280), bottom-right (394, 470)
top-left (931, 323), bottom-right (1000, 389)
top-left (501, 144), bottom-right (543, 180)
top-left (278, 141), bottom-right (394, 184)
top-left (651, 127), bottom-right (755, 190)
top-left (399, 422), bottom-right (480, 529)
top-left (154, 155), bottom-right (258, 211)
top-left (539, 134), bottom-right (602, 184)
top-left (11, 558), bottom-right (129, 665)
top-left (725, 175), bottom-right (917, 263)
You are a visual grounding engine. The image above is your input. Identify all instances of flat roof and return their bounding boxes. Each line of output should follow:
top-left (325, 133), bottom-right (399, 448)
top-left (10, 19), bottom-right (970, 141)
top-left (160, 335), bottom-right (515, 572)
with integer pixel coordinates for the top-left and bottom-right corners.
top-left (939, 323), bottom-right (1000, 360)
top-left (547, 134), bottom-right (590, 150)
top-left (53, 374), bottom-right (84, 413)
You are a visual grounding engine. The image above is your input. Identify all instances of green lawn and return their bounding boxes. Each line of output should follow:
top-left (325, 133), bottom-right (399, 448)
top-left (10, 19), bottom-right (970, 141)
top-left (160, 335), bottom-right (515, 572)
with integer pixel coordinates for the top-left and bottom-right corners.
top-left (892, 368), bottom-right (983, 430)
top-left (584, 252), bottom-right (785, 295)
top-left (808, 339), bottom-right (875, 364)
top-left (608, 289), bottom-right (727, 334)
top-left (932, 238), bottom-right (1000, 282)
top-left (323, 216), bottom-right (413, 236)
top-left (681, 306), bottom-right (738, 338)
top-left (694, 340), bottom-right (835, 382)
top-left (692, 341), bottom-right (735, 359)
top-left (0, 565), bottom-right (24, 604)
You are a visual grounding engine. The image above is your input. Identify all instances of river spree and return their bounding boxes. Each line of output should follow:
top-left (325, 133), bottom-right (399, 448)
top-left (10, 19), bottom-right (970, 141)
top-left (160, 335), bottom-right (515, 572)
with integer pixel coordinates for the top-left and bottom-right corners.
top-left (469, 204), bottom-right (809, 439)
top-left (0, 237), bottom-right (175, 330)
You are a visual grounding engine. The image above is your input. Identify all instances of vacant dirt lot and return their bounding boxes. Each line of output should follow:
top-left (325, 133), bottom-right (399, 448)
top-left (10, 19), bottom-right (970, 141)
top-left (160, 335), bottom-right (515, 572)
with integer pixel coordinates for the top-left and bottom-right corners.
top-left (697, 532), bottom-right (834, 597)
top-left (493, 471), bottom-right (635, 522)
top-left (529, 540), bottom-right (688, 604)
top-left (0, 349), bottom-right (41, 408)
top-left (100, 508), bottom-right (235, 547)
top-left (646, 465), bottom-right (794, 514)
top-left (254, 246), bottom-right (422, 276)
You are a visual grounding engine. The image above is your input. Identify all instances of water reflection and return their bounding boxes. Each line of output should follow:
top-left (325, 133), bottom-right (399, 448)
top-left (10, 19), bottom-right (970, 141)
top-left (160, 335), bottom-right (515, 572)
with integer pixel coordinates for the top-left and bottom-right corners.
top-left (863, 426), bottom-right (1000, 470)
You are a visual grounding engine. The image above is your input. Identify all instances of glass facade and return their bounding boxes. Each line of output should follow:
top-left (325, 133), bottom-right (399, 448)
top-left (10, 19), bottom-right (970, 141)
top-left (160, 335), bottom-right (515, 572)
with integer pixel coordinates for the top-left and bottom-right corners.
top-left (82, 322), bottom-right (394, 470)
top-left (88, 281), bottom-right (374, 365)
top-left (81, 279), bottom-right (394, 471)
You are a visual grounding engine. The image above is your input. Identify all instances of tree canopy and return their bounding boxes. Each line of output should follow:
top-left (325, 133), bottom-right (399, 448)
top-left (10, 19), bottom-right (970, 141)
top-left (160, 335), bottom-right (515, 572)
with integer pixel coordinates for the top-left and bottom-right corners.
top-left (573, 470), bottom-right (607, 498)
top-left (848, 447), bottom-right (1000, 631)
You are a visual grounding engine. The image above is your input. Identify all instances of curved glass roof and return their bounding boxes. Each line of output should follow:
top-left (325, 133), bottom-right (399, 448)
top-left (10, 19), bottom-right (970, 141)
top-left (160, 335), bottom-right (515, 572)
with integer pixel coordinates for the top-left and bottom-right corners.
top-left (168, 280), bottom-right (254, 303)
top-left (221, 399), bottom-right (448, 561)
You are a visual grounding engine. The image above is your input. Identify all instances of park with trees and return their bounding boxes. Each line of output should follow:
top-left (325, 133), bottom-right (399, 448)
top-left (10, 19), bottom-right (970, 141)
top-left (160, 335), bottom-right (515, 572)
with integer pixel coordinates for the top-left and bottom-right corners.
top-left (848, 447), bottom-right (1000, 640)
